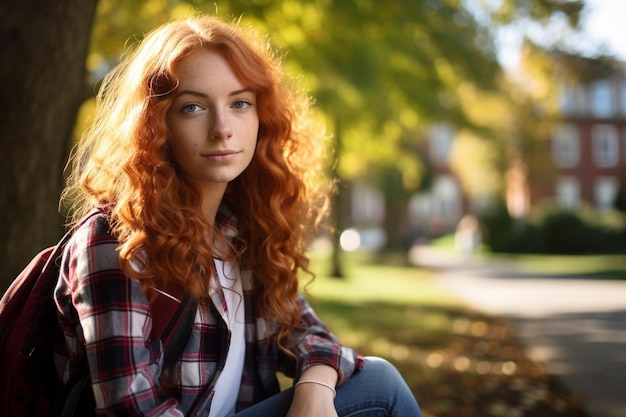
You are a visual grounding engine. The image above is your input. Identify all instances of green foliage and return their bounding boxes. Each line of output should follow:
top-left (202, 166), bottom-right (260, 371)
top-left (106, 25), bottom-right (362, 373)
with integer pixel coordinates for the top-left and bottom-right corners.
top-left (491, 0), bottom-right (584, 27)
top-left (530, 203), bottom-right (593, 253)
top-left (224, 0), bottom-right (504, 192)
top-left (477, 202), bottom-right (539, 253)
top-left (614, 180), bottom-right (626, 213)
top-left (479, 201), bottom-right (626, 254)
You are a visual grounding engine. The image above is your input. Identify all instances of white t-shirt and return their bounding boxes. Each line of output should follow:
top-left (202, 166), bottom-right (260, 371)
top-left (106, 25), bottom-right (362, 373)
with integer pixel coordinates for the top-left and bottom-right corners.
top-left (208, 259), bottom-right (246, 417)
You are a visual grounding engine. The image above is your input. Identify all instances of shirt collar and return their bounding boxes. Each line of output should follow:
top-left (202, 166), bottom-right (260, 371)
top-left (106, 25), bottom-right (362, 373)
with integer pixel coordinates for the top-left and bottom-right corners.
top-left (215, 201), bottom-right (238, 240)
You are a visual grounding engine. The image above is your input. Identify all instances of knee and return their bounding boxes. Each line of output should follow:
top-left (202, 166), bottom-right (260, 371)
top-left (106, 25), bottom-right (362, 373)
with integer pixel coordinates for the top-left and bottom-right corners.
top-left (348, 356), bottom-right (421, 415)
top-left (360, 356), bottom-right (405, 386)
top-left (363, 356), bottom-right (399, 374)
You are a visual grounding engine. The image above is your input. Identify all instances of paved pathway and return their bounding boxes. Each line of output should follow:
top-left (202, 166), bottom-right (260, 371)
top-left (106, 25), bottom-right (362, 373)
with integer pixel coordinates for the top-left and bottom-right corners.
top-left (410, 246), bottom-right (626, 417)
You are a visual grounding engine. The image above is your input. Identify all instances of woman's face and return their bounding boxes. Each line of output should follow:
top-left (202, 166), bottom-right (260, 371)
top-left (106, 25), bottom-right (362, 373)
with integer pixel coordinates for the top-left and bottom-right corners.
top-left (166, 48), bottom-right (259, 196)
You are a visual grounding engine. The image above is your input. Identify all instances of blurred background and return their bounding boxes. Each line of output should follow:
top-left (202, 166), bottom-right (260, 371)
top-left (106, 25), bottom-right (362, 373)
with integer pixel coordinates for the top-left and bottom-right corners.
top-left (2, 1), bottom-right (625, 416)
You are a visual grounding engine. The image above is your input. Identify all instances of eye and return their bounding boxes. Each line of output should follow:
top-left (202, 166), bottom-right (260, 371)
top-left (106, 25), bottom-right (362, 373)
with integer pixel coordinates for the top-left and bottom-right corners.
top-left (232, 100), bottom-right (252, 110)
top-left (182, 103), bottom-right (202, 113)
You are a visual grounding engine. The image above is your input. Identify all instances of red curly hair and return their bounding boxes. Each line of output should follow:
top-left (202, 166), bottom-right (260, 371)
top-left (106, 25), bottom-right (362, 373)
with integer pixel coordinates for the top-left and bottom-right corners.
top-left (62, 16), bottom-right (330, 354)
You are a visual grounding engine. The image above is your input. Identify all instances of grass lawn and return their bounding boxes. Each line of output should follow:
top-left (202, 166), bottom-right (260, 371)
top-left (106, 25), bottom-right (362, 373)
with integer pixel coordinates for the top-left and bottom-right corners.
top-left (297, 250), bottom-right (590, 417)
top-left (496, 253), bottom-right (626, 280)
top-left (432, 233), bottom-right (626, 280)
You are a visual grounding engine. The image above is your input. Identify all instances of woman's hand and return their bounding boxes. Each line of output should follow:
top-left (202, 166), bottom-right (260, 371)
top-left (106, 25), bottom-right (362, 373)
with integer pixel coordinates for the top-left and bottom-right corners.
top-left (287, 365), bottom-right (339, 417)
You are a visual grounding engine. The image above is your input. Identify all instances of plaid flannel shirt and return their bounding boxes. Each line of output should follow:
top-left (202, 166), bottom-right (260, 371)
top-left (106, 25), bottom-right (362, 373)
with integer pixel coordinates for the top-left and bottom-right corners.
top-left (53, 208), bottom-right (363, 416)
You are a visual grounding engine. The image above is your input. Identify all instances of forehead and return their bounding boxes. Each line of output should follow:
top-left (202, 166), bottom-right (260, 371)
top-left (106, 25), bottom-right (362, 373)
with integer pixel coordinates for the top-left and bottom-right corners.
top-left (173, 48), bottom-right (244, 89)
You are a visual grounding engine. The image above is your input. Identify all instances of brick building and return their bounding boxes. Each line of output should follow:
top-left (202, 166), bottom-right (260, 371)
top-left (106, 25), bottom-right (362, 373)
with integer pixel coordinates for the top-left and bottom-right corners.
top-left (409, 59), bottom-right (626, 238)
top-left (531, 63), bottom-right (626, 212)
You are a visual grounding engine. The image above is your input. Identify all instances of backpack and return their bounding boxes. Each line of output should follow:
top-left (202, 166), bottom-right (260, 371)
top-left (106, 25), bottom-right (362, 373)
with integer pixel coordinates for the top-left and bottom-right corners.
top-left (0, 213), bottom-right (197, 417)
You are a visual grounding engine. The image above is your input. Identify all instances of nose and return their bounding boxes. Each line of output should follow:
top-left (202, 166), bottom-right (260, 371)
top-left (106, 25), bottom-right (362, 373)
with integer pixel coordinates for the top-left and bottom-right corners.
top-left (210, 109), bottom-right (233, 141)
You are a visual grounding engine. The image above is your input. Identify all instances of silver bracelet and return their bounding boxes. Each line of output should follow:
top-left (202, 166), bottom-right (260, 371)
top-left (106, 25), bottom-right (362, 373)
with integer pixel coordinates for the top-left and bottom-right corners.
top-left (295, 379), bottom-right (337, 398)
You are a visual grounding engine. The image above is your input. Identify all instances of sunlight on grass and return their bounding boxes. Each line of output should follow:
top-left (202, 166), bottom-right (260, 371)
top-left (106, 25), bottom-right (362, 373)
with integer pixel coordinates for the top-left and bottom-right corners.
top-left (302, 250), bottom-right (458, 306)
top-left (503, 253), bottom-right (626, 279)
top-left (296, 248), bottom-right (464, 372)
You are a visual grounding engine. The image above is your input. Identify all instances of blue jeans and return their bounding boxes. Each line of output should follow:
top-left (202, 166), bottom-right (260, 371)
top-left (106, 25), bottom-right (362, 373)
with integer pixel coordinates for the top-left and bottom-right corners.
top-left (234, 357), bottom-right (422, 416)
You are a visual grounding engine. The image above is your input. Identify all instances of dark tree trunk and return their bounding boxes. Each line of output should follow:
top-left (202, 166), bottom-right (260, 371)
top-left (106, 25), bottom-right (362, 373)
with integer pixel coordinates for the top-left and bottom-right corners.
top-left (329, 117), bottom-right (346, 278)
top-left (0, 0), bottom-right (99, 292)
top-left (383, 196), bottom-right (410, 250)
top-left (330, 179), bottom-right (346, 278)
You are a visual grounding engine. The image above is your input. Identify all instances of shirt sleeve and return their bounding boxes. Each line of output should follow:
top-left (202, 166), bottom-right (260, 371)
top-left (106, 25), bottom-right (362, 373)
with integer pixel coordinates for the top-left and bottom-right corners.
top-left (290, 295), bottom-right (364, 385)
top-left (60, 215), bottom-right (184, 417)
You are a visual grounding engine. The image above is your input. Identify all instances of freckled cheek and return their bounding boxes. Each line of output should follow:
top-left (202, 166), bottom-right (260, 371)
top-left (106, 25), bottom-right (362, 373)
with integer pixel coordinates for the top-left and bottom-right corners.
top-left (168, 123), bottom-right (201, 155)
top-left (171, 139), bottom-right (200, 162)
top-left (169, 134), bottom-right (197, 166)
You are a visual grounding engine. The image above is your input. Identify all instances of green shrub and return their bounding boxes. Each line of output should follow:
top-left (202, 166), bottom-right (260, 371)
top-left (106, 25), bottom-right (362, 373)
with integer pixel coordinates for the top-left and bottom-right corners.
top-left (479, 200), bottom-right (626, 254)
top-left (478, 202), bottom-right (541, 253)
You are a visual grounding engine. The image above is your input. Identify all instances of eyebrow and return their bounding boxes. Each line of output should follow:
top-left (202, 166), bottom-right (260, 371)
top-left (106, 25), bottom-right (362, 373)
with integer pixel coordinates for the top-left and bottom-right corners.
top-left (174, 87), bottom-right (254, 98)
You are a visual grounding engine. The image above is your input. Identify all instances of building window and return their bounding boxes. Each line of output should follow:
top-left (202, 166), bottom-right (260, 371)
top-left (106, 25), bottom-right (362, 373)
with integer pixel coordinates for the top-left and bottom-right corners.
top-left (595, 177), bottom-right (618, 211)
top-left (592, 124), bottom-right (619, 167)
top-left (590, 80), bottom-right (613, 118)
top-left (560, 84), bottom-right (585, 116)
top-left (428, 123), bottom-right (454, 166)
top-left (555, 177), bottom-right (580, 210)
top-left (552, 124), bottom-right (580, 168)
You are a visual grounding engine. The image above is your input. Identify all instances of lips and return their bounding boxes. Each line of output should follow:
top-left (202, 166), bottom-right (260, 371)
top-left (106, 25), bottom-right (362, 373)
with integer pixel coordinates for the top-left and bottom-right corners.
top-left (202, 150), bottom-right (239, 163)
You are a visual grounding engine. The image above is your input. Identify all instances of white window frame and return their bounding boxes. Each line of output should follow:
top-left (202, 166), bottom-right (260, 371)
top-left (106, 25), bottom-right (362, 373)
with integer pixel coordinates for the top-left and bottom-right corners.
top-left (555, 176), bottom-right (580, 210)
top-left (560, 84), bottom-right (585, 116)
top-left (592, 124), bottom-right (619, 168)
top-left (594, 177), bottom-right (618, 212)
top-left (552, 124), bottom-right (580, 168)
top-left (590, 80), bottom-right (613, 118)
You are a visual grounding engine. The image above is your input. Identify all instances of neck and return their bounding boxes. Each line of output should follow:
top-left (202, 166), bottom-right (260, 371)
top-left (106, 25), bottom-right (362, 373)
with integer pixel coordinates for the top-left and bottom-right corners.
top-left (200, 183), bottom-right (228, 225)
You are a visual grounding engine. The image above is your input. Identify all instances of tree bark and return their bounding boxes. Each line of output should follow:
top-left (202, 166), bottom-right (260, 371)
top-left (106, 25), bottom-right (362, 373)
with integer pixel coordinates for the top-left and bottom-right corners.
top-left (327, 116), bottom-right (344, 278)
top-left (383, 196), bottom-right (411, 250)
top-left (0, 0), bottom-right (99, 292)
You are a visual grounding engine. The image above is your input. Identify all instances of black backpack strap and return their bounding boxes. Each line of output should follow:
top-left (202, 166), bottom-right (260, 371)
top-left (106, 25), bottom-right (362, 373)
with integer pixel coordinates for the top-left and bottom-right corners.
top-left (160, 292), bottom-right (197, 368)
top-left (54, 366), bottom-right (90, 417)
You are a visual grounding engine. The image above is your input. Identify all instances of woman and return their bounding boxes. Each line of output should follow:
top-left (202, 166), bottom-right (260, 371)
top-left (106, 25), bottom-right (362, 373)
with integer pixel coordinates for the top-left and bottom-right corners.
top-left (56, 15), bottom-right (421, 416)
